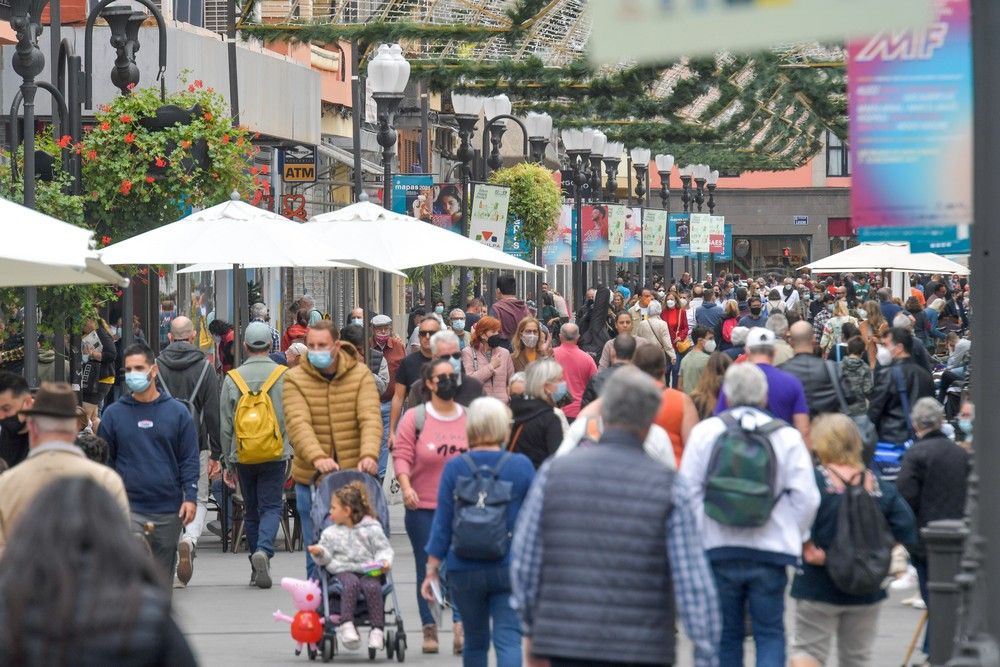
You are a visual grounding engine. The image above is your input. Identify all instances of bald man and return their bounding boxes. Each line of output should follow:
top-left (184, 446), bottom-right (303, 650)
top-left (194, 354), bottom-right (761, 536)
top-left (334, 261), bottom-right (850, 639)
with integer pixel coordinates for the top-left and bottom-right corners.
top-left (157, 316), bottom-right (221, 585)
top-left (552, 322), bottom-right (597, 421)
top-left (777, 320), bottom-right (841, 417)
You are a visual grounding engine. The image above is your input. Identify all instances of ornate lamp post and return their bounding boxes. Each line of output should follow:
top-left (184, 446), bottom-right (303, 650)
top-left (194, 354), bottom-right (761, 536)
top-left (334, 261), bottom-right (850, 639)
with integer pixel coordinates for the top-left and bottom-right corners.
top-left (588, 130), bottom-right (606, 201)
top-left (693, 163), bottom-right (709, 212)
top-left (483, 94), bottom-right (512, 174)
top-left (368, 43), bottom-right (410, 212)
top-left (630, 147), bottom-right (650, 284)
top-left (562, 127), bottom-right (594, 310)
top-left (707, 168), bottom-right (719, 214)
top-left (602, 141), bottom-right (623, 201)
top-left (525, 111), bottom-right (553, 163)
top-left (655, 153), bottom-right (674, 284)
top-left (452, 92), bottom-right (485, 300)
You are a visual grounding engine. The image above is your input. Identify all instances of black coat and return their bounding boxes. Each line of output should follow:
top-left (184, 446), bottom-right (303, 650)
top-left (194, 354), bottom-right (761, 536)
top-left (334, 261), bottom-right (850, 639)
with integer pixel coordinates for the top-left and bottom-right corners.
top-left (896, 430), bottom-right (971, 560)
top-left (156, 341), bottom-right (221, 458)
top-left (867, 358), bottom-right (934, 444)
top-left (778, 352), bottom-right (841, 417)
top-left (580, 364), bottom-right (623, 411)
top-left (579, 286), bottom-right (611, 362)
top-left (509, 395), bottom-right (564, 469)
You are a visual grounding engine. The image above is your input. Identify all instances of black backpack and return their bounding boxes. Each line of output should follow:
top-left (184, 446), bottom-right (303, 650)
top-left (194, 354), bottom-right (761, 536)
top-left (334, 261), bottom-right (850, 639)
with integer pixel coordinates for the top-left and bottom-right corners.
top-left (825, 468), bottom-right (895, 596)
top-left (704, 412), bottom-right (784, 528)
top-left (451, 453), bottom-right (514, 561)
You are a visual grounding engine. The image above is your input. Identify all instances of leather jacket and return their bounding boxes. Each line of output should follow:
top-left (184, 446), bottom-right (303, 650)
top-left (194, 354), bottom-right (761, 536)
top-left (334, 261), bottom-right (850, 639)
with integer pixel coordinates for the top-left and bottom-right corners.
top-left (867, 358), bottom-right (935, 444)
top-left (778, 352), bottom-right (841, 417)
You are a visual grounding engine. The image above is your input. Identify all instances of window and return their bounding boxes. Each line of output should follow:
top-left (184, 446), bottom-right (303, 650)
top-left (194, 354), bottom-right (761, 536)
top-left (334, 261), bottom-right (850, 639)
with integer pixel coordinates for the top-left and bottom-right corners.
top-left (826, 131), bottom-right (851, 177)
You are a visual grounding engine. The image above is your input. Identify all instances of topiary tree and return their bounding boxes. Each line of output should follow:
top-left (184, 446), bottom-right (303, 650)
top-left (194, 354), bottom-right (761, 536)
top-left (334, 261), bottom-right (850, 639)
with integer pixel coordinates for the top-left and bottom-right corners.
top-left (487, 162), bottom-right (561, 250)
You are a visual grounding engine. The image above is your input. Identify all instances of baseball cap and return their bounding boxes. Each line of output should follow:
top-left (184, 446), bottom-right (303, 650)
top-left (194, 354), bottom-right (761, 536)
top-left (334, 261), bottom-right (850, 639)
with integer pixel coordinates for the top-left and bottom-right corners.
top-left (745, 327), bottom-right (775, 350)
top-left (371, 314), bottom-right (392, 326)
top-left (244, 321), bottom-right (272, 350)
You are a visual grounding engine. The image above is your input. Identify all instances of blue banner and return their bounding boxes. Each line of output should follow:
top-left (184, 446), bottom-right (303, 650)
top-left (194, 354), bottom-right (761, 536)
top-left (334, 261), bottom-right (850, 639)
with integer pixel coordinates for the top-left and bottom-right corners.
top-left (719, 224), bottom-right (734, 261)
top-left (668, 212), bottom-right (692, 258)
top-left (503, 217), bottom-right (533, 259)
top-left (390, 174), bottom-right (434, 216)
top-left (858, 225), bottom-right (971, 254)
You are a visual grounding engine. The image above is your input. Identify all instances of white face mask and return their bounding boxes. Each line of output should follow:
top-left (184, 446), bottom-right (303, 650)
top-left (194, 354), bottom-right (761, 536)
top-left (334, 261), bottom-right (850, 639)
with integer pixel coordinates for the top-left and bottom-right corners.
top-left (666, 300), bottom-right (676, 309)
top-left (703, 339), bottom-right (717, 353)
top-left (876, 344), bottom-right (892, 367)
top-left (680, 298), bottom-right (688, 307)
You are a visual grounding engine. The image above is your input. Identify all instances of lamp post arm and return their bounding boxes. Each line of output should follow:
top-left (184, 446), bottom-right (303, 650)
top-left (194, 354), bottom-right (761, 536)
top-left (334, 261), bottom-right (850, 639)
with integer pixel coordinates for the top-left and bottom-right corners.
top-left (8, 82), bottom-right (71, 182)
top-left (85, 0), bottom-right (168, 109)
top-left (479, 113), bottom-right (530, 173)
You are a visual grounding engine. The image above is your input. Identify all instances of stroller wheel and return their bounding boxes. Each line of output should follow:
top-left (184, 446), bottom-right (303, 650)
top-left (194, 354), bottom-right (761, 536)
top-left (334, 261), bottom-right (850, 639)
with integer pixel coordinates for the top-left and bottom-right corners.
top-left (321, 636), bottom-right (335, 662)
top-left (307, 644), bottom-right (318, 661)
top-left (395, 634), bottom-right (405, 663)
top-left (385, 631), bottom-right (395, 660)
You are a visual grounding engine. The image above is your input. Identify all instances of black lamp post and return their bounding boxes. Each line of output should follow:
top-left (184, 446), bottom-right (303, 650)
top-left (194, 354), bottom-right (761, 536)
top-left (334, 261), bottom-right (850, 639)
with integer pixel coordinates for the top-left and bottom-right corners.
top-left (562, 127), bottom-right (594, 310)
top-left (588, 130), bottom-right (606, 202)
top-left (630, 147), bottom-right (650, 284)
top-left (525, 111), bottom-right (553, 164)
top-left (602, 141), bottom-right (622, 202)
top-left (452, 92), bottom-right (484, 303)
top-left (655, 153), bottom-right (674, 284)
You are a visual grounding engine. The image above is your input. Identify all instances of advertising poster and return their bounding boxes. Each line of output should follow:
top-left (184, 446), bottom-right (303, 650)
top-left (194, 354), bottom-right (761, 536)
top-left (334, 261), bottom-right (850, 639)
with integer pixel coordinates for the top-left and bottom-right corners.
top-left (719, 224), bottom-right (734, 261)
top-left (623, 207), bottom-right (643, 260)
top-left (469, 183), bottom-right (511, 250)
top-left (848, 0), bottom-right (972, 227)
top-left (689, 213), bottom-right (711, 253)
top-left (607, 204), bottom-right (627, 257)
top-left (709, 215), bottom-right (726, 255)
top-left (393, 176), bottom-right (465, 235)
top-left (668, 212), bottom-right (691, 258)
top-left (503, 218), bottom-right (532, 259)
top-left (581, 204), bottom-right (610, 262)
top-left (643, 209), bottom-right (668, 257)
top-left (391, 174), bottom-right (433, 216)
top-left (542, 204), bottom-right (574, 266)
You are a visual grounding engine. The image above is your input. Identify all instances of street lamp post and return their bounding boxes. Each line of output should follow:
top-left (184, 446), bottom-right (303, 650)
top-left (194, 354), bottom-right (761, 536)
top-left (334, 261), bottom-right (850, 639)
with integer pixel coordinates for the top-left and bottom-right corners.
top-left (452, 93), bottom-right (484, 304)
top-left (525, 111), bottom-right (553, 164)
top-left (483, 94), bottom-right (512, 175)
top-left (368, 43), bottom-right (410, 314)
top-left (630, 147), bottom-right (650, 285)
top-left (656, 153), bottom-right (674, 284)
top-left (602, 141), bottom-right (623, 202)
top-left (562, 128), bottom-right (593, 310)
top-left (706, 169), bottom-right (719, 277)
top-left (588, 130), bottom-right (606, 203)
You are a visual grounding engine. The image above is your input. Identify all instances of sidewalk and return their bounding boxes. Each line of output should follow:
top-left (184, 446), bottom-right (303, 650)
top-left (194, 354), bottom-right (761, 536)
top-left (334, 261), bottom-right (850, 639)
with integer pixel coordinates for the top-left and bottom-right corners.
top-left (173, 505), bottom-right (929, 666)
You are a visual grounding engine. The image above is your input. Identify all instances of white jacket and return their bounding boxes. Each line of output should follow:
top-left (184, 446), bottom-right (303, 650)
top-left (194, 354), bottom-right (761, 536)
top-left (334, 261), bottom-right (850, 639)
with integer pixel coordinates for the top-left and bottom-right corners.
top-left (679, 406), bottom-right (820, 563)
top-left (312, 516), bottom-right (394, 575)
top-left (556, 415), bottom-right (675, 470)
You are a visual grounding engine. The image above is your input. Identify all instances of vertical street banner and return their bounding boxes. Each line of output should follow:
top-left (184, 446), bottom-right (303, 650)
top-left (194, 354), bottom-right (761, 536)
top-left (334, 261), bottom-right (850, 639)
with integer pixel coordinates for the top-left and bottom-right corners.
top-left (718, 225), bottom-right (734, 261)
top-left (643, 209), bottom-right (668, 257)
top-left (503, 218), bottom-right (533, 259)
top-left (469, 183), bottom-right (511, 250)
top-left (607, 204), bottom-right (627, 257)
top-left (623, 207), bottom-right (643, 260)
top-left (848, 0), bottom-right (973, 227)
top-left (391, 174), bottom-right (433, 216)
top-left (581, 204), bottom-right (610, 262)
top-left (709, 215), bottom-right (726, 255)
top-left (689, 213), bottom-right (712, 253)
top-left (668, 212), bottom-right (691, 258)
top-left (543, 204), bottom-right (574, 265)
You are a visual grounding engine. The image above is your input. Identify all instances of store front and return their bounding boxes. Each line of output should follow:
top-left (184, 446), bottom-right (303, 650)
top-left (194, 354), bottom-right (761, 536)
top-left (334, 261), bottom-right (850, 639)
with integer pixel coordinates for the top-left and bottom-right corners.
top-left (713, 235), bottom-right (812, 278)
top-left (828, 217), bottom-right (858, 255)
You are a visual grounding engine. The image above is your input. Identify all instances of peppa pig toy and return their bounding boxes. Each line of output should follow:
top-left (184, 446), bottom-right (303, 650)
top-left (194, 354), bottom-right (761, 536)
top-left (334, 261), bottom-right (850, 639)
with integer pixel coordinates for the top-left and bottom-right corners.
top-left (273, 577), bottom-right (325, 656)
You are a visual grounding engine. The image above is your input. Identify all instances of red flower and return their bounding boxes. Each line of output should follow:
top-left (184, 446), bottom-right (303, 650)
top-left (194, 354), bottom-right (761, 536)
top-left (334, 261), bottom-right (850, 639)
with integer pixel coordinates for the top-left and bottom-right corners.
top-left (56, 134), bottom-right (72, 149)
top-left (90, 191), bottom-right (99, 200)
top-left (155, 157), bottom-right (167, 168)
top-left (124, 132), bottom-right (136, 144)
top-left (236, 136), bottom-right (244, 146)
top-left (249, 166), bottom-right (258, 175)
top-left (100, 235), bottom-right (112, 245)
top-left (207, 87), bottom-right (214, 93)
top-left (203, 112), bottom-right (213, 122)
top-left (87, 149), bottom-right (97, 161)
top-left (221, 134), bottom-right (230, 144)
top-left (260, 165), bottom-right (269, 175)
top-left (119, 114), bottom-right (133, 123)
top-left (188, 84), bottom-right (196, 92)
top-left (100, 105), bottom-right (110, 113)
top-left (100, 121), bottom-right (111, 131)
top-left (119, 179), bottom-right (133, 195)
top-left (127, 82), bottom-right (137, 90)
top-left (260, 180), bottom-right (270, 193)
top-left (250, 190), bottom-right (263, 206)
top-left (145, 176), bottom-right (155, 184)
top-left (194, 79), bottom-right (203, 88)
top-left (180, 139), bottom-right (192, 149)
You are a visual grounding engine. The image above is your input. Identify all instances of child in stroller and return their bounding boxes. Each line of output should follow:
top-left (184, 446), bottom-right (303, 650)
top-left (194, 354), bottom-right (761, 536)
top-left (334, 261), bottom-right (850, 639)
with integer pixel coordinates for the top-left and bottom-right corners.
top-left (309, 480), bottom-right (394, 652)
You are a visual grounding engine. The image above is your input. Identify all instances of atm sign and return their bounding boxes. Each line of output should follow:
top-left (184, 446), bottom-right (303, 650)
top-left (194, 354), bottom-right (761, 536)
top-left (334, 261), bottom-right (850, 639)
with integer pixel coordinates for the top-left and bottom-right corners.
top-left (280, 145), bottom-right (316, 183)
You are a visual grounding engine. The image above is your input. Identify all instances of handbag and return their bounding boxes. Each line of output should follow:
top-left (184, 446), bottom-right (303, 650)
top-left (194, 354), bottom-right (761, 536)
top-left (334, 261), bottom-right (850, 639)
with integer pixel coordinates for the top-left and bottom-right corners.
top-left (382, 450), bottom-right (402, 506)
top-left (825, 361), bottom-right (878, 465)
top-left (672, 313), bottom-right (692, 354)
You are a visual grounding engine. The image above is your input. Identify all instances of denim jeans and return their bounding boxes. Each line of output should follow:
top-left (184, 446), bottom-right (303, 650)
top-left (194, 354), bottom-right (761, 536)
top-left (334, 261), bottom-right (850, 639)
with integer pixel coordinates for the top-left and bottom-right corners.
top-left (671, 349), bottom-right (686, 388)
top-left (405, 508), bottom-right (461, 627)
top-left (448, 566), bottom-right (522, 667)
top-left (236, 459), bottom-right (286, 558)
top-left (915, 557), bottom-right (930, 654)
top-left (296, 482), bottom-right (318, 580)
top-left (378, 401), bottom-right (392, 481)
top-left (132, 511), bottom-right (182, 590)
top-left (712, 558), bottom-right (788, 667)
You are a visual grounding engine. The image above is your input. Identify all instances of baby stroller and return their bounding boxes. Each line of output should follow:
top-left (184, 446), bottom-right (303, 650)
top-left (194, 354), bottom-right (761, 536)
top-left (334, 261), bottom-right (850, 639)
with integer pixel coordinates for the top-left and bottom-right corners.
top-left (309, 471), bottom-right (406, 662)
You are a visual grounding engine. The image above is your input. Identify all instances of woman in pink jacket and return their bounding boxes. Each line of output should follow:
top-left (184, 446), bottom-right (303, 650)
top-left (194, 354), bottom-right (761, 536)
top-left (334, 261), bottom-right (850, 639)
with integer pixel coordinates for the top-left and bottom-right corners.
top-left (461, 316), bottom-right (516, 404)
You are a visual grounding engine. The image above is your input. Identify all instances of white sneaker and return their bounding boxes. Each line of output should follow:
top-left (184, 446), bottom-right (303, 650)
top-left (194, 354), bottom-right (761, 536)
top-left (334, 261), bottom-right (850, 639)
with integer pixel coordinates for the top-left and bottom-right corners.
top-left (369, 628), bottom-right (384, 650)
top-left (338, 621), bottom-right (361, 650)
top-left (902, 595), bottom-right (927, 609)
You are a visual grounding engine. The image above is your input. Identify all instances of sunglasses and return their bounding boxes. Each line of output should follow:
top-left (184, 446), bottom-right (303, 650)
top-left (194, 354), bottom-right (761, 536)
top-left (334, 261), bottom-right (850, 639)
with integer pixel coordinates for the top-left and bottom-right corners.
top-left (418, 330), bottom-right (437, 337)
top-left (434, 373), bottom-right (458, 383)
top-left (438, 352), bottom-right (462, 360)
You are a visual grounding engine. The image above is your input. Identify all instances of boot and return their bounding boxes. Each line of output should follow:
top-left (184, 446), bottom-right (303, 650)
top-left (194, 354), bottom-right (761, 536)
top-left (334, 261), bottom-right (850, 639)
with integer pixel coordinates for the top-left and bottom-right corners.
top-left (422, 624), bottom-right (439, 654)
top-left (453, 621), bottom-right (464, 655)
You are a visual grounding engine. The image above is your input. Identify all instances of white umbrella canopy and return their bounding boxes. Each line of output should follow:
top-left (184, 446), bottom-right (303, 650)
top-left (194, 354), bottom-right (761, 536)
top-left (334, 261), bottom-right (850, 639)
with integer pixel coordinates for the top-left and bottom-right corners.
top-left (800, 242), bottom-right (970, 275)
top-left (174, 259), bottom-right (399, 274)
top-left (99, 199), bottom-right (334, 267)
top-left (307, 201), bottom-right (545, 273)
top-left (0, 256), bottom-right (129, 288)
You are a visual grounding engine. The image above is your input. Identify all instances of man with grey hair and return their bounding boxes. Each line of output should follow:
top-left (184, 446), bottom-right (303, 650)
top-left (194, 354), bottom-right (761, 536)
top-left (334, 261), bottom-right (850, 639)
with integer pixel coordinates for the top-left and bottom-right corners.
top-left (878, 287), bottom-right (903, 322)
top-left (897, 395), bottom-right (970, 654)
top-left (298, 294), bottom-right (323, 327)
top-left (512, 367), bottom-right (721, 666)
top-left (552, 322), bottom-right (597, 422)
top-left (766, 313), bottom-right (794, 365)
top-left (250, 302), bottom-right (280, 353)
top-left (389, 316), bottom-right (441, 440)
top-left (682, 362), bottom-right (819, 666)
top-left (403, 329), bottom-right (484, 410)
top-left (447, 308), bottom-right (472, 349)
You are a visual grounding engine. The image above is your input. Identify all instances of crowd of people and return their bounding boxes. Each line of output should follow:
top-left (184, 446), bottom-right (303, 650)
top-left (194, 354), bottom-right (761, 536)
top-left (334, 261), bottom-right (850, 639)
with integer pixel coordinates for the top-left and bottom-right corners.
top-left (0, 267), bottom-right (974, 666)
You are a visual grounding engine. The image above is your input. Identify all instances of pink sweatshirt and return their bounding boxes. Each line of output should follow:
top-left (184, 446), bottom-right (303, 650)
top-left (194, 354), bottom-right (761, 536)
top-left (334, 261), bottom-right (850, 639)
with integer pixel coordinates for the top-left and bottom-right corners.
top-left (391, 403), bottom-right (468, 509)
top-left (552, 344), bottom-right (598, 419)
top-left (462, 344), bottom-right (516, 403)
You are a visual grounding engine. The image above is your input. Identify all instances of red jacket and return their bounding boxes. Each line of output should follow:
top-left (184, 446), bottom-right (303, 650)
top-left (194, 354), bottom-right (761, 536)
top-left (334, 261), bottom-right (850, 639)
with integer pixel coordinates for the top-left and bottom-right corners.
top-left (281, 324), bottom-right (309, 351)
top-left (662, 308), bottom-right (689, 345)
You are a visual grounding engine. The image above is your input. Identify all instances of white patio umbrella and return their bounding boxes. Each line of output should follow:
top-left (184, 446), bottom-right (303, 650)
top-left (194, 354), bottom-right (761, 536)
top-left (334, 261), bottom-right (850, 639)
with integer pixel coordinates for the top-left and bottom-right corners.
top-left (306, 201), bottom-right (545, 273)
top-left (800, 242), bottom-right (970, 275)
top-left (0, 197), bottom-right (127, 287)
top-left (175, 259), bottom-right (399, 274)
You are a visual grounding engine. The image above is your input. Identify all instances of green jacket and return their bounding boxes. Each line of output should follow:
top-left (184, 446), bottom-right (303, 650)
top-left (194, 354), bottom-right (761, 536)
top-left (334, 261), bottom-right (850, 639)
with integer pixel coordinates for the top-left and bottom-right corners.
top-left (220, 355), bottom-right (290, 468)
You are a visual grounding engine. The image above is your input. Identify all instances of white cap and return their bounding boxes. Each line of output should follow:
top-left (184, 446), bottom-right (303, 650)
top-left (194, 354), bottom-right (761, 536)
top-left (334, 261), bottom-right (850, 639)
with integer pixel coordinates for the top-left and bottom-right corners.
top-left (371, 314), bottom-right (392, 326)
top-left (745, 327), bottom-right (775, 350)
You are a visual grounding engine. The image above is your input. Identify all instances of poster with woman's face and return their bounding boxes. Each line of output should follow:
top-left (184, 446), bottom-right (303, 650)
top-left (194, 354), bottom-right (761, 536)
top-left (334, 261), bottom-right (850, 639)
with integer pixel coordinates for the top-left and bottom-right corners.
top-left (405, 183), bottom-right (464, 235)
top-left (581, 204), bottom-right (610, 261)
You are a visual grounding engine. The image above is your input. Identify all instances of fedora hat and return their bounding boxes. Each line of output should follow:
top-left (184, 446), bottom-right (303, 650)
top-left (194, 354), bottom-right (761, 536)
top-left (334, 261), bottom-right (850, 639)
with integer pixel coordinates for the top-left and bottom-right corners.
top-left (20, 382), bottom-right (79, 419)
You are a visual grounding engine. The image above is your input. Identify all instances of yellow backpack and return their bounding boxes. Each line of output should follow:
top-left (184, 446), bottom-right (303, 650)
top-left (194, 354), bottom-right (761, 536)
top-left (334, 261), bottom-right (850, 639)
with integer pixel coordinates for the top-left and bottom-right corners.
top-left (228, 365), bottom-right (287, 464)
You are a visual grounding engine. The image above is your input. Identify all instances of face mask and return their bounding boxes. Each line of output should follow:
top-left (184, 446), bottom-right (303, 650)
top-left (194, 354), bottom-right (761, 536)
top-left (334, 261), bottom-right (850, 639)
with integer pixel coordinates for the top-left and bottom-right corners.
top-left (827, 304), bottom-right (835, 313)
top-left (703, 339), bottom-right (717, 353)
top-left (448, 357), bottom-right (462, 376)
top-left (351, 318), bottom-right (363, 327)
top-left (434, 306), bottom-right (445, 315)
top-left (487, 334), bottom-right (504, 349)
top-left (107, 326), bottom-right (119, 338)
top-left (125, 371), bottom-right (151, 393)
top-left (665, 300), bottom-right (676, 309)
top-left (435, 375), bottom-right (459, 401)
top-left (0, 415), bottom-right (22, 433)
top-left (750, 307), bottom-right (761, 316)
top-left (308, 350), bottom-right (333, 369)
top-left (551, 381), bottom-right (568, 401)
top-left (958, 418), bottom-right (973, 439)
top-left (657, 291), bottom-right (665, 299)
top-left (521, 333), bottom-right (539, 348)
top-left (451, 319), bottom-right (465, 332)
top-left (876, 345), bottom-right (892, 367)
top-left (374, 332), bottom-right (391, 345)
top-left (586, 298), bottom-right (594, 306)
top-left (680, 298), bottom-right (688, 307)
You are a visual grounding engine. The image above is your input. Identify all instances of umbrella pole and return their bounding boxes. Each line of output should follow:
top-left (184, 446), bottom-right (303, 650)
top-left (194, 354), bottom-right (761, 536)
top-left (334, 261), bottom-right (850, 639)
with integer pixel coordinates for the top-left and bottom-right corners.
top-left (233, 264), bottom-right (244, 366)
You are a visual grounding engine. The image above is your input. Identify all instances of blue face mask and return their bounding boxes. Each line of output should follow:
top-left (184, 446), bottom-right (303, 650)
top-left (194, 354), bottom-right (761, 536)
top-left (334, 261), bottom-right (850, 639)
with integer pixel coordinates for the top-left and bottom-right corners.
top-left (125, 371), bottom-right (151, 393)
top-left (551, 381), bottom-right (568, 401)
top-left (448, 357), bottom-right (462, 376)
top-left (451, 319), bottom-right (466, 332)
top-left (351, 318), bottom-right (363, 327)
top-left (434, 306), bottom-right (445, 315)
top-left (308, 350), bottom-right (333, 369)
top-left (958, 418), bottom-right (973, 439)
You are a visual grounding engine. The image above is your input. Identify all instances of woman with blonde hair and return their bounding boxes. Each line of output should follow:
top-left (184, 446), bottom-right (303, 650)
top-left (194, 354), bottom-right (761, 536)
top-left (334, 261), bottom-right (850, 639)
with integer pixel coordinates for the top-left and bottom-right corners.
top-left (859, 301), bottom-right (885, 368)
top-left (789, 413), bottom-right (915, 667)
top-left (510, 317), bottom-right (549, 372)
top-left (689, 351), bottom-right (732, 420)
top-left (820, 300), bottom-right (859, 358)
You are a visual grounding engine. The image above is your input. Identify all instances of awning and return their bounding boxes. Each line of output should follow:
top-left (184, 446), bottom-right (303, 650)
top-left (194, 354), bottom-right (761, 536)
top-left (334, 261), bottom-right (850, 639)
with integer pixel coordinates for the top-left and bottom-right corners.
top-left (317, 142), bottom-right (383, 176)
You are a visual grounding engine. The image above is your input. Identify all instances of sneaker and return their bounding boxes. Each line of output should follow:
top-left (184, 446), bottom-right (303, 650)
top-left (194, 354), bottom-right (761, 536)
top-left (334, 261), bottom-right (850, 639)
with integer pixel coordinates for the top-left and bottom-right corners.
top-left (422, 624), bottom-right (439, 654)
top-left (369, 628), bottom-right (384, 650)
top-left (176, 537), bottom-right (195, 585)
top-left (206, 520), bottom-right (223, 537)
top-left (890, 565), bottom-right (918, 591)
top-left (453, 621), bottom-right (464, 655)
top-left (338, 621), bottom-right (361, 650)
top-left (251, 551), bottom-right (271, 589)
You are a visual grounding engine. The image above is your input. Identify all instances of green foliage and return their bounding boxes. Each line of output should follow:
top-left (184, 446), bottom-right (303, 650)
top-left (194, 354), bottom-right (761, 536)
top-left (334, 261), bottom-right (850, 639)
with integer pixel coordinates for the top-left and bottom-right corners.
top-left (80, 80), bottom-right (256, 242)
top-left (488, 162), bottom-right (561, 249)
